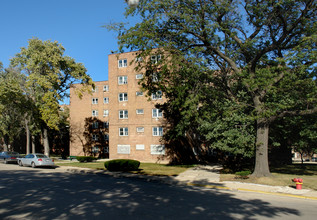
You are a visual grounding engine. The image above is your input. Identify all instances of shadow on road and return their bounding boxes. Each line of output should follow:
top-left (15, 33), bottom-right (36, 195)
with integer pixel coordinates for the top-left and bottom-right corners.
top-left (0, 169), bottom-right (300, 219)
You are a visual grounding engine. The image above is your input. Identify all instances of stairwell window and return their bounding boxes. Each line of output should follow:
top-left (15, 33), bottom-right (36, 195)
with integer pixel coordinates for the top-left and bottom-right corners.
top-left (118, 93), bottom-right (128, 102)
top-left (118, 59), bottom-right (127, 68)
top-left (119, 127), bottom-right (129, 136)
top-left (118, 76), bottom-right (128, 85)
top-left (153, 127), bottom-right (163, 136)
top-left (152, 109), bottom-right (162, 118)
top-left (119, 110), bottom-right (128, 119)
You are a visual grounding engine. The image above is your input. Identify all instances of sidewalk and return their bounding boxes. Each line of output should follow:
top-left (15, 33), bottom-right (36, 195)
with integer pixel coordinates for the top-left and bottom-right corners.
top-left (58, 164), bottom-right (317, 200)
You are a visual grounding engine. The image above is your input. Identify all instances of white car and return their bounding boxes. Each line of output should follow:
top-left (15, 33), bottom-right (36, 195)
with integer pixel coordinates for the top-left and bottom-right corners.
top-left (18, 153), bottom-right (55, 168)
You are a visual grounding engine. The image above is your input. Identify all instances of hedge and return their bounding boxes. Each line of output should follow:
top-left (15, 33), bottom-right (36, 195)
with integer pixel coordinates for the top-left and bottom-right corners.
top-left (104, 159), bottom-right (140, 171)
top-left (76, 156), bottom-right (96, 163)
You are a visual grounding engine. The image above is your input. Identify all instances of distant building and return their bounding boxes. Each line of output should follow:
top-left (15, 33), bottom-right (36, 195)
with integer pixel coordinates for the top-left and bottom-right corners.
top-left (69, 51), bottom-right (166, 162)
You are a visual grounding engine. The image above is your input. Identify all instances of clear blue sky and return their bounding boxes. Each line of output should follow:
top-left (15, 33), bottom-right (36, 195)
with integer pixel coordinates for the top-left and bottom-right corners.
top-left (0, 0), bottom-right (138, 82)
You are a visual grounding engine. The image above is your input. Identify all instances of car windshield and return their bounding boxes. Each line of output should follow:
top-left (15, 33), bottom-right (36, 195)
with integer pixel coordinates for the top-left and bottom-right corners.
top-left (8, 152), bottom-right (19, 156)
top-left (36, 155), bottom-right (48, 158)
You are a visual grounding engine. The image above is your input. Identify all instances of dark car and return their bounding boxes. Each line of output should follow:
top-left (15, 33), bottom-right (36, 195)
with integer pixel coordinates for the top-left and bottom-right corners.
top-left (0, 151), bottom-right (20, 164)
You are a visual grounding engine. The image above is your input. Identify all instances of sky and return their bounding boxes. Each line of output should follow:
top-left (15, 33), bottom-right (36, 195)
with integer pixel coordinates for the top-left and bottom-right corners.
top-left (0, 0), bottom-right (139, 83)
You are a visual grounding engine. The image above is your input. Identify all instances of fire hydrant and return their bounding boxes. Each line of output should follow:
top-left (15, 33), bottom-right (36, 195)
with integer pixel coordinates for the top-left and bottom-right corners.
top-left (292, 178), bottom-right (303, 190)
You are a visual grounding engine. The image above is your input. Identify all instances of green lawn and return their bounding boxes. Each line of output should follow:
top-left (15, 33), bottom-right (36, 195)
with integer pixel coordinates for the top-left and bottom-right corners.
top-left (56, 161), bottom-right (317, 191)
top-left (220, 164), bottom-right (317, 191)
top-left (55, 161), bottom-right (194, 176)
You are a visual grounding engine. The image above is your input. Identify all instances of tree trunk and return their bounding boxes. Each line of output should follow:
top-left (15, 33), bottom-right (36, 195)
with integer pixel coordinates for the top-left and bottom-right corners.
top-left (32, 135), bottom-right (36, 153)
top-left (25, 119), bottom-right (31, 154)
top-left (252, 119), bottom-right (272, 177)
top-left (43, 127), bottom-right (50, 157)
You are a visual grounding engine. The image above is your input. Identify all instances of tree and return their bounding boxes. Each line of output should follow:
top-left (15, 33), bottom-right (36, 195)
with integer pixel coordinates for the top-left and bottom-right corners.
top-left (112, 0), bottom-right (317, 176)
top-left (11, 38), bottom-right (93, 156)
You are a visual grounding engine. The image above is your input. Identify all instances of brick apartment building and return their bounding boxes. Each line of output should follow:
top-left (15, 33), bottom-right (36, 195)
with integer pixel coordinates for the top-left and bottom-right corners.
top-left (69, 51), bottom-right (166, 162)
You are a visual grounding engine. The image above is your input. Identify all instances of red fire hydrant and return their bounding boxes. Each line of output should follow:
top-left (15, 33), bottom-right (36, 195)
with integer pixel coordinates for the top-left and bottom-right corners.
top-left (292, 178), bottom-right (303, 190)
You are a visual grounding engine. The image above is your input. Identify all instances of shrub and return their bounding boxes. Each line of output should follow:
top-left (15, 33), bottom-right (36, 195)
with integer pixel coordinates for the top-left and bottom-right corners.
top-left (76, 156), bottom-right (96, 163)
top-left (235, 170), bottom-right (251, 179)
top-left (104, 159), bottom-right (140, 171)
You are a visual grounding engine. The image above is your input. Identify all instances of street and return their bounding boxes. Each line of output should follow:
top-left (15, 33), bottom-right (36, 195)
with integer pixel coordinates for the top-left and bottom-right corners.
top-left (0, 163), bottom-right (316, 220)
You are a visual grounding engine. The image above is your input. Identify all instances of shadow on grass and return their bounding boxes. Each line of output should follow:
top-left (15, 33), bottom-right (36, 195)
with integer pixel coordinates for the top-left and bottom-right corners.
top-left (270, 164), bottom-right (317, 176)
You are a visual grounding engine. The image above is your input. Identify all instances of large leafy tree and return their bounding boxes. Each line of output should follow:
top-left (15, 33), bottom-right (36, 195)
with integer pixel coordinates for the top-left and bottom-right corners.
top-left (113, 0), bottom-right (317, 176)
top-left (11, 38), bottom-right (93, 156)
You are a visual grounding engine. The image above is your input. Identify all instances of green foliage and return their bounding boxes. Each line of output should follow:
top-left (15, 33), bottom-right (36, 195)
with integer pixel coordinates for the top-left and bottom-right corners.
top-left (104, 159), bottom-right (141, 171)
top-left (235, 170), bottom-right (252, 179)
top-left (76, 156), bottom-right (96, 163)
top-left (110, 0), bottom-right (317, 176)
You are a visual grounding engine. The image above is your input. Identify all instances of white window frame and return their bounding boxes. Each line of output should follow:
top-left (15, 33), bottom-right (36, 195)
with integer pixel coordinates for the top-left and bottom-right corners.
top-left (118, 76), bottom-right (128, 85)
top-left (92, 86), bottom-right (98, 93)
top-left (119, 127), bottom-right (129, 136)
top-left (136, 109), bottom-right (144, 115)
top-left (136, 144), bottom-right (145, 150)
top-left (151, 145), bottom-right (165, 155)
top-left (103, 122), bottom-right (109, 129)
top-left (119, 110), bottom-right (128, 119)
top-left (152, 109), bottom-right (163, 118)
top-left (136, 74), bottom-right (143, 79)
top-left (92, 98), bottom-right (98, 104)
top-left (104, 134), bottom-right (109, 141)
top-left (136, 91), bottom-right (143, 96)
top-left (92, 110), bottom-right (98, 117)
top-left (104, 97), bottom-right (109, 104)
top-left (152, 91), bottom-right (162, 100)
top-left (136, 127), bottom-right (144, 133)
top-left (118, 93), bottom-right (128, 102)
top-left (103, 110), bottom-right (109, 117)
top-left (103, 85), bottom-right (109, 92)
top-left (151, 54), bottom-right (161, 64)
top-left (117, 145), bottom-right (130, 154)
top-left (92, 146), bottom-right (99, 153)
top-left (118, 59), bottom-right (127, 68)
top-left (153, 127), bottom-right (163, 136)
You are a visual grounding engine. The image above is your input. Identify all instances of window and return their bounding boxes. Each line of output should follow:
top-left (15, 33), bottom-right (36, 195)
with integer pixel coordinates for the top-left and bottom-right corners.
top-left (92, 134), bottom-right (99, 141)
top-left (152, 109), bottom-right (163, 118)
top-left (92, 86), bottom-right (98, 93)
top-left (136, 74), bottom-right (143, 79)
top-left (103, 110), bottom-right (109, 117)
top-left (104, 97), bottom-right (109, 104)
top-left (119, 110), bottom-right (128, 119)
top-left (136, 144), bottom-right (145, 150)
top-left (151, 54), bottom-right (161, 64)
top-left (118, 59), bottom-right (127, 68)
top-left (92, 146), bottom-right (99, 153)
top-left (118, 76), bottom-right (128, 85)
top-left (137, 127), bottom-right (144, 133)
top-left (136, 91), bottom-right (143, 96)
top-left (135, 57), bottom-right (143, 62)
top-left (151, 145), bottom-right (165, 155)
top-left (104, 134), bottom-right (109, 141)
top-left (152, 72), bottom-right (159, 82)
top-left (92, 122), bottom-right (99, 129)
top-left (103, 122), bottom-right (109, 129)
top-left (118, 93), bottom-right (128, 102)
top-left (92, 110), bottom-right (98, 117)
top-left (103, 85), bottom-right (109, 92)
top-left (92, 98), bottom-right (98, 104)
top-left (136, 109), bottom-right (144, 115)
top-left (117, 145), bottom-right (130, 154)
top-left (153, 127), bottom-right (163, 136)
top-left (152, 91), bottom-right (162, 100)
top-left (119, 127), bottom-right (128, 136)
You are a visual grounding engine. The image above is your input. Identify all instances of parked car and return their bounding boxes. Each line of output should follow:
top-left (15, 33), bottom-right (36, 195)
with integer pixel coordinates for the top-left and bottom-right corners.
top-left (0, 151), bottom-right (20, 164)
top-left (18, 153), bottom-right (55, 168)
top-left (312, 157), bottom-right (317, 162)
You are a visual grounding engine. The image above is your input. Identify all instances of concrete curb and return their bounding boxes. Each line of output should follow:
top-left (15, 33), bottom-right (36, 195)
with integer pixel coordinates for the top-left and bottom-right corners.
top-left (62, 166), bottom-right (317, 201)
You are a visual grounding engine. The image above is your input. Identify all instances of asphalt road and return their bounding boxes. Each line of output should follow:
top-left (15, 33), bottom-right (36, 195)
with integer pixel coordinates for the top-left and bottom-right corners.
top-left (0, 163), bottom-right (316, 220)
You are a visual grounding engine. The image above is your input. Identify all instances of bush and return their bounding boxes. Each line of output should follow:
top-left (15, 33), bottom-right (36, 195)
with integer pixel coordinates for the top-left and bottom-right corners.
top-left (104, 159), bottom-right (140, 171)
top-left (76, 156), bottom-right (96, 163)
top-left (235, 170), bottom-right (251, 179)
